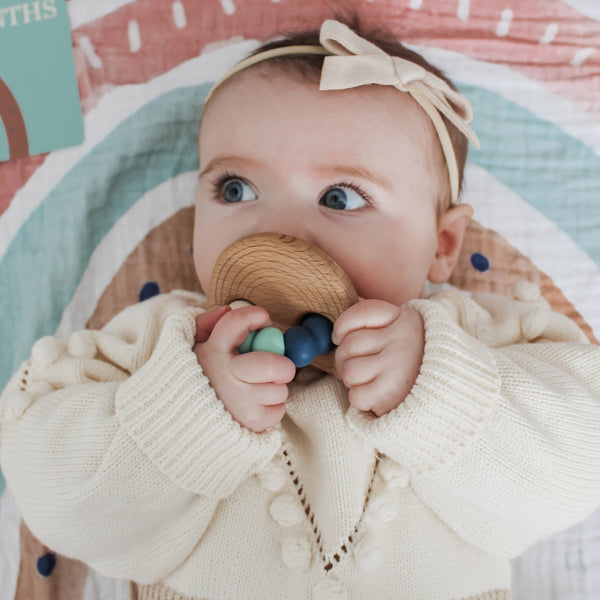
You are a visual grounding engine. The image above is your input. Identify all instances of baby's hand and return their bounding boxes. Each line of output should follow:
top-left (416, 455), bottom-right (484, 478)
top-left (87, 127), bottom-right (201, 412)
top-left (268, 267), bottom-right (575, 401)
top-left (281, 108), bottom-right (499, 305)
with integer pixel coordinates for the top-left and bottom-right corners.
top-left (193, 306), bottom-right (296, 433)
top-left (333, 300), bottom-right (425, 417)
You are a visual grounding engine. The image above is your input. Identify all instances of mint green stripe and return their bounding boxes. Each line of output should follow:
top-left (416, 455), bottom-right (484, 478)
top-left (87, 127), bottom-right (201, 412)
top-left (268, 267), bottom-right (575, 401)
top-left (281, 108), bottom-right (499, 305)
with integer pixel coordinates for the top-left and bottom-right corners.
top-left (463, 84), bottom-right (600, 267)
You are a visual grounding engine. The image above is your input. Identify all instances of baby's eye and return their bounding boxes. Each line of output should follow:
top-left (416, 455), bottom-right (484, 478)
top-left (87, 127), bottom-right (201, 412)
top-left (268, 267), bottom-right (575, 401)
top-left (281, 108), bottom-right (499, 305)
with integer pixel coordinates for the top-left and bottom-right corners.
top-left (220, 178), bottom-right (257, 203)
top-left (319, 186), bottom-right (368, 211)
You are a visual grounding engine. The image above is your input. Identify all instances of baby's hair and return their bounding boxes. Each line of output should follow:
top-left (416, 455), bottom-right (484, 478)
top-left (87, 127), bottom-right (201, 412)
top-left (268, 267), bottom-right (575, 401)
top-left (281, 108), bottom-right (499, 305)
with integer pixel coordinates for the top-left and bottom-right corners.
top-left (202, 16), bottom-right (469, 211)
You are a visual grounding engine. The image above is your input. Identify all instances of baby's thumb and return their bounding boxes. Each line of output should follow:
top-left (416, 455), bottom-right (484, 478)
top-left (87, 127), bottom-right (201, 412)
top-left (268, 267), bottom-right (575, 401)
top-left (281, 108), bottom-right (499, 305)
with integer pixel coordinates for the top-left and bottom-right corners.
top-left (195, 306), bottom-right (232, 343)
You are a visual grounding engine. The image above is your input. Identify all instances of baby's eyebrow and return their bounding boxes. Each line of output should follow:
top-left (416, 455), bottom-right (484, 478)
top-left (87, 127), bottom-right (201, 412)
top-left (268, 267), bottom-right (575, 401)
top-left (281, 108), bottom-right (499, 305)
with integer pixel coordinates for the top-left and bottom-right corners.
top-left (316, 165), bottom-right (393, 192)
top-left (200, 155), bottom-right (260, 177)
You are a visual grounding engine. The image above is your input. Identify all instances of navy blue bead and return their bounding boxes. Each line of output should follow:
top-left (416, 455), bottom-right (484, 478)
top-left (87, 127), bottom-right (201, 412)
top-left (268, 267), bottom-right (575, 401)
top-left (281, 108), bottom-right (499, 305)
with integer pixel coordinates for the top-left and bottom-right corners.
top-left (37, 553), bottom-right (56, 577)
top-left (284, 327), bottom-right (318, 368)
top-left (470, 253), bottom-right (490, 272)
top-left (301, 314), bottom-right (334, 355)
top-left (139, 281), bottom-right (160, 302)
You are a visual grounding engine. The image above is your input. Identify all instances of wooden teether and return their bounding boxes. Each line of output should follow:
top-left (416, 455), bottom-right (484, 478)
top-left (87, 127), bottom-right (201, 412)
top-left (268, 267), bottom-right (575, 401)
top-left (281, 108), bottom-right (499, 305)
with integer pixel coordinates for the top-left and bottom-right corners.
top-left (206, 232), bottom-right (358, 373)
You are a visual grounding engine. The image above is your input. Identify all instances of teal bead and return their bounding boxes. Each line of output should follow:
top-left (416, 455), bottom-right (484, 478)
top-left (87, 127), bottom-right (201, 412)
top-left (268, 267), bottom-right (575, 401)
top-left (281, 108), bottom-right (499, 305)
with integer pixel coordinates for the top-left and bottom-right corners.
top-left (238, 330), bottom-right (257, 354)
top-left (251, 327), bottom-right (285, 355)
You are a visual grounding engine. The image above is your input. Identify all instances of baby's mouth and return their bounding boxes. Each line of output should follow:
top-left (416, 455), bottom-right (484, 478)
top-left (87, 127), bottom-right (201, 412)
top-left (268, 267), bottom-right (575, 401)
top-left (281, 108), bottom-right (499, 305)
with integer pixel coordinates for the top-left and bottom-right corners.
top-left (205, 232), bottom-right (358, 373)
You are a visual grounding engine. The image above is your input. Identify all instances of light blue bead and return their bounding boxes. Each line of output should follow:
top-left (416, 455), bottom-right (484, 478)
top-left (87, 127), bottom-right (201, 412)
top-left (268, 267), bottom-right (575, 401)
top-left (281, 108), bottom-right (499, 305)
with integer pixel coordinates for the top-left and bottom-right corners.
top-left (251, 327), bottom-right (285, 355)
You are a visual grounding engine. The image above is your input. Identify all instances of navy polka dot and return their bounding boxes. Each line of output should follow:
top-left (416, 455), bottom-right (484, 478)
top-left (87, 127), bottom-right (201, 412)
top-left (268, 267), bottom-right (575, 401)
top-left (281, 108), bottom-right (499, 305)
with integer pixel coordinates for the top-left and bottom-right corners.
top-left (37, 553), bottom-right (56, 577)
top-left (470, 253), bottom-right (490, 272)
top-left (139, 281), bottom-right (160, 302)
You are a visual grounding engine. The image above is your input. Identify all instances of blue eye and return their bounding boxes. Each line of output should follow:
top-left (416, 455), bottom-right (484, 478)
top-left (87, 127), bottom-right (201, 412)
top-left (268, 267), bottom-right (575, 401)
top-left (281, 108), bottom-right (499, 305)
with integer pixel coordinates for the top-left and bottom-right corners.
top-left (320, 186), bottom-right (367, 211)
top-left (221, 178), bottom-right (257, 203)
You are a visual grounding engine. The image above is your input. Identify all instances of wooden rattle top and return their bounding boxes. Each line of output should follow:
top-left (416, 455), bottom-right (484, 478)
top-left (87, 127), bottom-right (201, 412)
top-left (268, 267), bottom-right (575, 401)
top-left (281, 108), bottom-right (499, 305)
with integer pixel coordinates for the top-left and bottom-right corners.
top-left (206, 232), bottom-right (358, 373)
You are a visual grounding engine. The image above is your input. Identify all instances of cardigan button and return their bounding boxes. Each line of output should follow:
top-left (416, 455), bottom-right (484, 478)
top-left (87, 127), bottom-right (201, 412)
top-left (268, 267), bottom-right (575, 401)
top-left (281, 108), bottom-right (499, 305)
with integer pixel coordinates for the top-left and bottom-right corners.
top-left (256, 459), bottom-right (287, 492)
top-left (312, 577), bottom-right (348, 600)
top-left (281, 534), bottom-right (312, 572)
top-left (365, 490), bottom-right (401, 527)
top-left (353, 533), bottom-right (383, 573)
top-left (269, 493), bottom-right (306, 527)
top-left (378, 458), bottom-right (409, 488)
top-left (511, 281), bottom-right (541, 303)
top-left (31, 337), bottom-right (64, 367)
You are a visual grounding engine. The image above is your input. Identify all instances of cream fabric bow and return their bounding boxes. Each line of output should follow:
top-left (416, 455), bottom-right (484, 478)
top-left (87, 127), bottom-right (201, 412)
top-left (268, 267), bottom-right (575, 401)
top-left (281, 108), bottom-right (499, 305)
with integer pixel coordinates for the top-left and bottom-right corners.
top-left (205, 19), bottom-right (479, 204)
top-left (319, 20), bottom-right (479, 203)
top-left (320, 20), bottom-right (479, 148)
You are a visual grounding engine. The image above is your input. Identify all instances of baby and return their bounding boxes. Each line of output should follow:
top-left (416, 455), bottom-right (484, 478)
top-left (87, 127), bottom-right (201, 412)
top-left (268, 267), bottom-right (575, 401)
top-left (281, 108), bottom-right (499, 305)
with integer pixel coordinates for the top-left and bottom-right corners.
top-left (1, 17), bottom-right (599, 600)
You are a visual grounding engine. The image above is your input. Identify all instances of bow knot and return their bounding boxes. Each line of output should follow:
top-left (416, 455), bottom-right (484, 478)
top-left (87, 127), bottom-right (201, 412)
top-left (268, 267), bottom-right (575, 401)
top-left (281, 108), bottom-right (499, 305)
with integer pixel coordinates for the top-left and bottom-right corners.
top-left (319, 20), bottom-right (478, 149)
top-left (393, 58), bottom-right (427, 88)
top-left (317, 19), bottom-right (479, 203)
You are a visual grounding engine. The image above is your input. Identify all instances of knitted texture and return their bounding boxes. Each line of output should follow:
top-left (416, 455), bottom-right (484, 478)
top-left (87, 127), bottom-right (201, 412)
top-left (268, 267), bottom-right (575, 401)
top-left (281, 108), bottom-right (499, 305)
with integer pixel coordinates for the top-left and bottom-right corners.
top-left (131, 583), bottom-right (511, 600)
top-left (1, 287), bottom-right (599, 599)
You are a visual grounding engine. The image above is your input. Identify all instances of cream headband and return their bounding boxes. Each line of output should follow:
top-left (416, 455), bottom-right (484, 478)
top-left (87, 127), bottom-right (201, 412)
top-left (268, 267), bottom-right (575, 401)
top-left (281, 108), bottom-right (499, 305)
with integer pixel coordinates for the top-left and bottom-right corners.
top-left (205, 19), bottom-right (480, 204)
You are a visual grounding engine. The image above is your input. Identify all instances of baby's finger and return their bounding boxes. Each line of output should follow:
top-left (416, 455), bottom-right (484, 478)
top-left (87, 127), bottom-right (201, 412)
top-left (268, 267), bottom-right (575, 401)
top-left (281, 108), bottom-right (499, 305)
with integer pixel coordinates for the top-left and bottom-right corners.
top-left (195, 306), bottom-right (231, 342)
top-left (210, 305), bottom-right (272, 352)
top-left (253, 382), bottom-right (290, 407)
top-left (333, 299), bottom-right (400, 345)
top-left (336, 353), bottom-right (381, 388)
top-left (335, 327), bottom-right (388, 364)
top-left (242, 403), bottom-right (287, 433)
top-left (230, 352), bottom-right (296, 385)
top-left (348, 374), bottom-right (404, 416)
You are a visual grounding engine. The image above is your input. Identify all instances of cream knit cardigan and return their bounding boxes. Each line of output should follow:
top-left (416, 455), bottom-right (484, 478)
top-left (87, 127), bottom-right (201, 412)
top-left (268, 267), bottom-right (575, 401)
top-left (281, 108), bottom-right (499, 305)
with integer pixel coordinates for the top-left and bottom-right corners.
top-left (1, 284), bottom-right (599, 600)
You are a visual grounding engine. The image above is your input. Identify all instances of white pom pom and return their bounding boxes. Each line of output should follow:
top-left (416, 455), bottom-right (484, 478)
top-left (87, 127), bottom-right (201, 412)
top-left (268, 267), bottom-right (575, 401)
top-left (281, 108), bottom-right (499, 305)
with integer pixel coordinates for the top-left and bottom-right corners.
top-left (31, 337), bottom-right (64, 367)
top-left (257, 463), bottom-right (288, 491)
top-left (27, 381), bottom-right (55, 397)
top-left (353, 534), bottom-right (383, 573)
top-left (281, 534), bottom-right (312, 571)
top-left (67, 331), bottom-right (97, 359)
top-left (378, 458), bottom-right (410, 488)
top-left (2, 393), bottom-right (34, 421)
top-left (229, 299), bottom-right (254, 310)
top-left (312, 577), bottom-right (348, 600)
top-left (269, 494), bottom-right (306, 527)
top-left (512, 281), bottom-right (541, 303)
top-left (365, 490), bottom-right (401, 526)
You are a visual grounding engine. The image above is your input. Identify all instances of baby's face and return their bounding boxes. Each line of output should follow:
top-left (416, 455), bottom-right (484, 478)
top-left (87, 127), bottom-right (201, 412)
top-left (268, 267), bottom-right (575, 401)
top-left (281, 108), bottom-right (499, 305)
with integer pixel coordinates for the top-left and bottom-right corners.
top-left (194, 70), bottom-right (446, 306)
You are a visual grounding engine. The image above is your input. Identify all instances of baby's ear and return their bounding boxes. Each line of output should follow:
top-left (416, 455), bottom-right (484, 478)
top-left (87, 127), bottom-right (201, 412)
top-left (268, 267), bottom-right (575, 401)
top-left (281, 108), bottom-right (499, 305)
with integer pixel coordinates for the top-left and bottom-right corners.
top-left (427, 203), bottom-right (473, 283)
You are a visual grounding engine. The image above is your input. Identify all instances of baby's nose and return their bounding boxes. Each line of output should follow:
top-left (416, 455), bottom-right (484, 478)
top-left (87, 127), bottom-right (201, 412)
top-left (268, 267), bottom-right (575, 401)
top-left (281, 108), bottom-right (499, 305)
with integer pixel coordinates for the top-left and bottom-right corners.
top-left (260, 212), bottom-right (315, 245)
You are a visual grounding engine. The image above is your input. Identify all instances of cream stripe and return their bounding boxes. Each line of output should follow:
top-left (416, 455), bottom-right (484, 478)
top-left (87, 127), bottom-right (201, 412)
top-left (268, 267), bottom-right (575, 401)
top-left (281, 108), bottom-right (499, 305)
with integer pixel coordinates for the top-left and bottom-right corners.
top-left (464, 164), bottom-right (600, 337)
top-left (83, 569), bottom-right (129, 600)
top-left (560, 0), bottom-right (600, 21)
top-left (411, 45), bottom-right (600, 156)
top-left (67, 0), bottom-right (136, 29)
top-left (130, 582), bottom-right (510, 600)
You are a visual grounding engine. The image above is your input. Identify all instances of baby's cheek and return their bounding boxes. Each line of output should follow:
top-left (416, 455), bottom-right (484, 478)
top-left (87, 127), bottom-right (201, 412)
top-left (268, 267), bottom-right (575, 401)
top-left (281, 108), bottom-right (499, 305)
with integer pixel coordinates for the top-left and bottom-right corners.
top-left (192, 241), bottom-right (214, 293)
top-left (343, 258), bottom-right (396, 303)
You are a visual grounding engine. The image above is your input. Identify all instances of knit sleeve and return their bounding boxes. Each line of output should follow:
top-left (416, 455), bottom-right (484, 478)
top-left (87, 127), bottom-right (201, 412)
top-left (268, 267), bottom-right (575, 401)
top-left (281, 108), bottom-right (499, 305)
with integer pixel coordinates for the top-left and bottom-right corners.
top-left (346, 285), bottom-right (600, 557)
top-left (0, 291), bottom-right (281, 581)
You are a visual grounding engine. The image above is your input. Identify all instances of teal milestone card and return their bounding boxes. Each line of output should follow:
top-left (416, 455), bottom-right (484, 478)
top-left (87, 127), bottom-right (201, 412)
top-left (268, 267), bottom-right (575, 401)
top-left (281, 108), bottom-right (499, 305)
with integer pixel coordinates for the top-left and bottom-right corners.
top-left (0, 0), bottom-right (83, 161)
